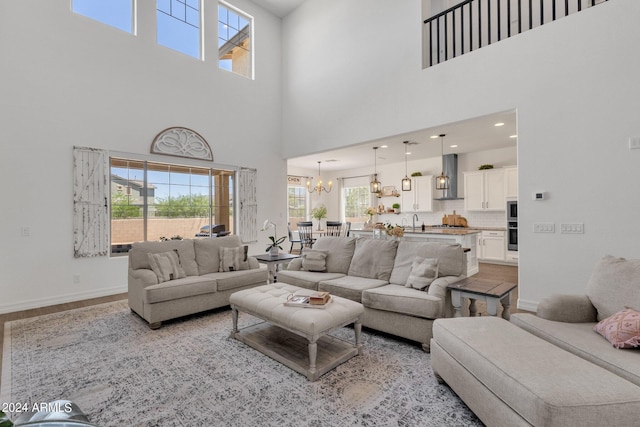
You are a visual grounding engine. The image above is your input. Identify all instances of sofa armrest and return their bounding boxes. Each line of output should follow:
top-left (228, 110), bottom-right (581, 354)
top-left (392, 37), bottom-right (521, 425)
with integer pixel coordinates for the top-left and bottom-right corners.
top-left (248, 257), bottom-right (260, 269)
top-left (128, 268), bottom-right (158, 289)
top-left (536, 294), bottom-right (597, 323)
top-left (428, 275), bottom-right (463, 301)
top-left (286, 258), bottom-right (303, 271)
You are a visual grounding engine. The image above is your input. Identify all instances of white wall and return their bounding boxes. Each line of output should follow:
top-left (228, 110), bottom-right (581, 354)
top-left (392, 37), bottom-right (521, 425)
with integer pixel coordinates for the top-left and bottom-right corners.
top-left (0, 0), bottom-right (285, 313)
top-left (282, 0), bottom-right (640, 310)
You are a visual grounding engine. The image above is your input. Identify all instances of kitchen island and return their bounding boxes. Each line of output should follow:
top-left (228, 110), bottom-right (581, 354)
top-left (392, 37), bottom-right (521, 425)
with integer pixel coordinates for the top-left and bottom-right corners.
top-left (350, 228), bottom-right (479, 276)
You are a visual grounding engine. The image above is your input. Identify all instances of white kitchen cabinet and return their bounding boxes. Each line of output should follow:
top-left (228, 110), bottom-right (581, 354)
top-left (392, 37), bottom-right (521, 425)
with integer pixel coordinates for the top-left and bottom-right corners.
top-left (464, 169), bottom-right (506, 211)
top-left (478, 230), bottom-right (506, 261)
top-left (403, 175), bottom-right (433, 212)
top-left (505, 167), bottom-right (518, 199)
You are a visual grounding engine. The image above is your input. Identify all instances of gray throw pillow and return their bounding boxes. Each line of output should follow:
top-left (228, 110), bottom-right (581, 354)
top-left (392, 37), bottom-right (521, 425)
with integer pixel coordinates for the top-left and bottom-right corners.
top-left (148, 250), bottom-right (187, 283)
top-left (405, 257), bottom-right (439, 291)
top-left (302, 249), bottom-right (328, 272)
top-left (219, 246), bottom-right (250, 272)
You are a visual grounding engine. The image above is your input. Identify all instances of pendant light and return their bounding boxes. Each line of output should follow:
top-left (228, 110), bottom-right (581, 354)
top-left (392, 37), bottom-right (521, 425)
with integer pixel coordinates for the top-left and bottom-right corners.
top-left (306, 161), bottom-right (332, 194)
top-left (370, 147), bottom-right (381, 193)
top-left (435, 134), bottom-right (449, 190)
top-left (401, 141), bottom-right (411, 191)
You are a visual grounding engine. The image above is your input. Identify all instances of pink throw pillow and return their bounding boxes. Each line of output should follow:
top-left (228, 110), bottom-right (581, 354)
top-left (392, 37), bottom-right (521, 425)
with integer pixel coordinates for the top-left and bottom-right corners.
top-left (593, 307), bottom-right (640, 349)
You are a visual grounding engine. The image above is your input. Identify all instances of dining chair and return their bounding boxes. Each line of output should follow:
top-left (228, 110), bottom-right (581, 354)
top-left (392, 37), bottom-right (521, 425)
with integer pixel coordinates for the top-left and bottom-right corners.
top-left (325, 221), bottom-right (343, 237)
top-left (343, 221), bottom-right (352, 237)
top-left (287, 222), bottom-right (303, 253)
top-left (297, 221), bottom-right (316, 248)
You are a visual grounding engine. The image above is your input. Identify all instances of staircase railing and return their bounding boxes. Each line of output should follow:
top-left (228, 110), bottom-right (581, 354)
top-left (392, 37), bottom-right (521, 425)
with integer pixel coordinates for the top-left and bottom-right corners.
top-left (424, 0), bottom-right (609, 68)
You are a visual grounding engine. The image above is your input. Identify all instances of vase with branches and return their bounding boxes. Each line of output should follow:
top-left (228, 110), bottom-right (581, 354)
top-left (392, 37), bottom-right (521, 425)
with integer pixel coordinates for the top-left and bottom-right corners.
top-left (311, 205), bottom-right (328, 231)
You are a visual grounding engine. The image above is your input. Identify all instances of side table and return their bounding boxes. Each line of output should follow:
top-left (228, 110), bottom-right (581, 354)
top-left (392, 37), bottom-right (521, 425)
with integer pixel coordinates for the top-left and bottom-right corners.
top-left (447, 277), bottom-right (517, 320)
top-left (253, 253), bottom-right (300, 283)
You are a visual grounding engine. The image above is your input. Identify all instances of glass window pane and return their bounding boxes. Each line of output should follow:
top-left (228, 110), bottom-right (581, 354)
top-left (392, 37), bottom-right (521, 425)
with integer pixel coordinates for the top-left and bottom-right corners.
top-left (110, 158), bottom-right (235, 254)
top-left (72, 0), bottom-right (133, 33)
top-left (157, 0), bottom-right (201, 59)
top-left (218, 3), bottom-right (252, 78)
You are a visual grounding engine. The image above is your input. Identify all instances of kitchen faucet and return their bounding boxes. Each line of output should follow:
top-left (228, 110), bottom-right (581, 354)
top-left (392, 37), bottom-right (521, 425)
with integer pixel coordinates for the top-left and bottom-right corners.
top-left (412, 214), bottom-right (419, 232)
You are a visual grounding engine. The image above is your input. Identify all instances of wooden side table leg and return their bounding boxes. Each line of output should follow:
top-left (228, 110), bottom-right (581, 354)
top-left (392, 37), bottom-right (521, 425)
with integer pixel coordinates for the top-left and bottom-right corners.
top-left (451, 290), bottom-right (462, 317)
top-left (501, 293), bottom-right (512, 320)
top-left (469, 299), bottom-right (478, 317)
top-left (486, 298), bottom-right (499, 316)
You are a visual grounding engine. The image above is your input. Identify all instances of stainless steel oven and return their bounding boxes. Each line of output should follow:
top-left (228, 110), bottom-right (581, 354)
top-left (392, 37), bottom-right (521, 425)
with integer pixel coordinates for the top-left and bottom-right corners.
top-left (507, 201), bottom-right (517, 222)
top-left (507, 201), bottom-right (518, 251)
top-left (508, 222), bottom-right (518, 251)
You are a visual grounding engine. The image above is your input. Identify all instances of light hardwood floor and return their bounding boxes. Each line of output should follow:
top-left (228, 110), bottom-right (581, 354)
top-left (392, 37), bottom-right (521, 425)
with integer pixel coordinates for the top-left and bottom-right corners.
top-left (0, 263), bottom-right (522, 384)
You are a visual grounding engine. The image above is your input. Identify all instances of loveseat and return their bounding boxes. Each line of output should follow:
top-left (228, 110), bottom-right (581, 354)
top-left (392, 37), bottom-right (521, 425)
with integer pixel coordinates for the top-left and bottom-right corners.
top-left (128, 235), bottom-right (268, 329)
top-left (278, 236), bottom-right (468, 351)
top-left (510, 255), bottom-right (640, 385)
top-left (431, 255), bottom-right (640, 426)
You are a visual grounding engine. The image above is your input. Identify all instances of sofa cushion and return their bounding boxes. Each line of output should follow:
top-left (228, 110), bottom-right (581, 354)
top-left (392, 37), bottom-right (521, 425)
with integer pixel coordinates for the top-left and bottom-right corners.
top-left (312, 237), bottom-right (356, 274)
top-left (594, 307), bottom-right (640, 349)
top-left (201, 268), bottom-right (268, 292)
top-left (405, 257), bottom-right (438, 291)
top-left (587, 255), bottom-right (640, 321)
top-left (147, 250), bottom-right (187, 283)
top-left (363, 284), bottom-right (443, 319)
top-left (194, 235), bottom-right (245, 275)
top-left (301, 249), bottom-right (328, 272)
top-left (144, 276), bottom-right (217, 304)
top-left (318, 276), bottom-right (387, 303)
top-left (389, 241), bottom-right (463, 285)
top-left (219, 246), bottom-right (250, 272)
top-left (347, 238), bottom-right (398, 281)
top-left (511, 313), bottom-right (640, 387)
top-left (276, 270), bottom-right (345, 290)
top-left (129, 239), bottom-right (198, 276)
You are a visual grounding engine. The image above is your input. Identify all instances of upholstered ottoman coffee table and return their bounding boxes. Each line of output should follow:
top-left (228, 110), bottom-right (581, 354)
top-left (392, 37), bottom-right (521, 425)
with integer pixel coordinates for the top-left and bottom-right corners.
top-left (229, 283), bottom-right (364, 381)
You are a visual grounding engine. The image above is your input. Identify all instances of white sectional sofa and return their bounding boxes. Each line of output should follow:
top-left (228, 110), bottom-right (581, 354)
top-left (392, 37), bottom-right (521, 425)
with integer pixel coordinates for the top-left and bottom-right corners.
top-left (128, 235), bottom-right (268, 329)
top-left (278, 236), bottom-right (468, 351)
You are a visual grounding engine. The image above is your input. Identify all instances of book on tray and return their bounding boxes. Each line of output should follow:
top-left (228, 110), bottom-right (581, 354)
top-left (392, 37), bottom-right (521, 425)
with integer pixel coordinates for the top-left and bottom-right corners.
top-left (284, 290), bottom-right (332, 308)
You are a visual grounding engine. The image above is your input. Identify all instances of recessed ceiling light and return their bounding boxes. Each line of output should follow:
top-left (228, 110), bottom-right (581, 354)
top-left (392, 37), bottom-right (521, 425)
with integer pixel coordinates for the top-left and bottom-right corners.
top-left (430, 135), bottom-right (439, 139)
top-left (406, 152), bottom-right (412, 155)
top-left (494, 122), bottom-right (505, 127)
top-left (510, 134), bottom-right (517, 139)
top-left (380, 145), bottom-right (388, 148)
top-left (450, 144), bottom-right (458, 148)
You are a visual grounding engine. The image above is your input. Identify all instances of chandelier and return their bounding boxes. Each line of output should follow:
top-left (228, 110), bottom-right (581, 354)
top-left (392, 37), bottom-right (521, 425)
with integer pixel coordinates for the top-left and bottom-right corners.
top-left (307, 161), bottom-right (332, 194)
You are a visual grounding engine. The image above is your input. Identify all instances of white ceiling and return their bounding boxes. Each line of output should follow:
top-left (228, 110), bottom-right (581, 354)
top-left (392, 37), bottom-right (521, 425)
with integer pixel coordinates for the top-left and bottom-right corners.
top-left (287, 110), bottom-right (518, 172)
top-left (257, 0), bottom-right (308, 17)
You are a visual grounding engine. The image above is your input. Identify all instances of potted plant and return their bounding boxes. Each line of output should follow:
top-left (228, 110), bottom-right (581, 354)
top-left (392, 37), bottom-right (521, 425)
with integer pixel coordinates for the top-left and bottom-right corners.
top-left (311, 204), bottom-right (328, 231)
top-left (392, 203), bottom-right (401, 213)
top-left (262, 219), bottom-right (286, 256)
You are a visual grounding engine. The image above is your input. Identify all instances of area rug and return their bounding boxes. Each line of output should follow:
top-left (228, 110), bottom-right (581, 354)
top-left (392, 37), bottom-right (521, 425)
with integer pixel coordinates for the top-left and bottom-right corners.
top-left (1, 300), bottom-right (482, 427)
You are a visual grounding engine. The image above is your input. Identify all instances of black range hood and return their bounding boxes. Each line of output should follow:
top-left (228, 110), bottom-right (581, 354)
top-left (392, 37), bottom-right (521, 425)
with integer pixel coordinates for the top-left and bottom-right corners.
top-left (434, 154), bottom-right (463, 200)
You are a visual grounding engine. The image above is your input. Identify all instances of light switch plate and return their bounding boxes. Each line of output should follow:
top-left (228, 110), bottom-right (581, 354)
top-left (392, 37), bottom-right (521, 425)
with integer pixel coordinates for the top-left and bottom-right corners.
top-left (560, 223), bottom-right (584, 234)
top-left (533, 223), bottom-right (554, 233)
top-left (629, 137), bottom-right (640, 150)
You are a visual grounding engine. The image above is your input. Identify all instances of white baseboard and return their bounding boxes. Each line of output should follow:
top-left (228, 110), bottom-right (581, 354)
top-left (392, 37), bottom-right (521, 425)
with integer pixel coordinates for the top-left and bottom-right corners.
top-left (0, 285), bottom-right (127, 315)
top-left (517, 298), bottom-right (538, 313)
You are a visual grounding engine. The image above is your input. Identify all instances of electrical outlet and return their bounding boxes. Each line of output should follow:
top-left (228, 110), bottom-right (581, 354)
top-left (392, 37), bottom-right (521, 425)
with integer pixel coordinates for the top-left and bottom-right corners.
top-left (21, 226), bottom-right (31, 237)
top-left (560, 223), bottom-right (584, 234)
top-left (533, 223), bottom-right (555, 233)
top-left (629, 137), bottom-right (640, 150)
top-left (73, 274), bottom-right (80, 284)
